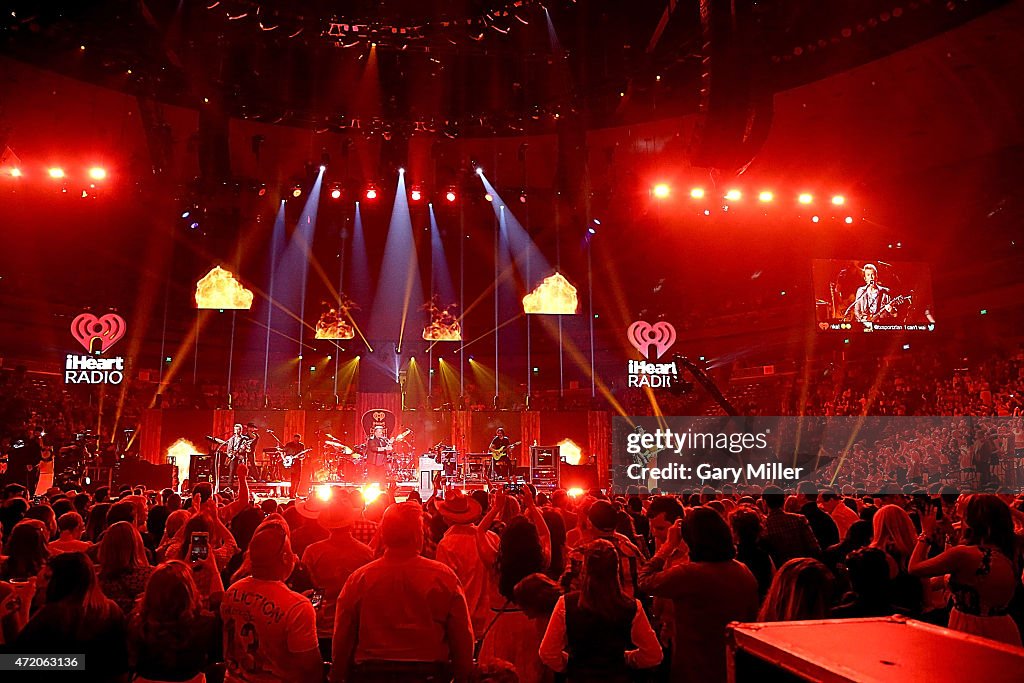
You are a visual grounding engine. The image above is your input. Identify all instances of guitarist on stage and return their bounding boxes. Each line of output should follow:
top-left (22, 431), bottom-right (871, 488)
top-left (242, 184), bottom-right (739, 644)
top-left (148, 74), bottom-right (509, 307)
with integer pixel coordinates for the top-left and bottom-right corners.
top-left (225, 423), bottom-right (257, 490)
top-left (364, 425), bottom-right (393, 485)
top-left (488, 427), bottom-right (516, 480)
top-left (282, 433), bottom-right (307, 497)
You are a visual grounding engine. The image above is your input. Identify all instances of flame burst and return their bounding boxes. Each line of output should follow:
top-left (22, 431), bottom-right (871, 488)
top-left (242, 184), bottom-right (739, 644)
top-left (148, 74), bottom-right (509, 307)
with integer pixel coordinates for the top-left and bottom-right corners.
top-left (316, 308), bottom-right (355, 340)
top-left (558, 438), bottom-right (584, 466)
top-left (166, 438), bottom-right (198, 492)
top-left (523, 273), bottom-right (579, 315)
top-left (423, 300), bottom-right (462, 341)
top-left (195, 266), bottom-right (254, 310)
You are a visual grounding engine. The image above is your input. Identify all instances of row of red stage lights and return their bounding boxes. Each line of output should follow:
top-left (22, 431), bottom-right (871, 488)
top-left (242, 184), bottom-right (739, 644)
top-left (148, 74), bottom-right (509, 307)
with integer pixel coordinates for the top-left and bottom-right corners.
top-left (651, 183), bottom-right (847, 207)
top-left (5, 166), bottom-right (109, 181)
top-left (306, 184), bottom-right (460, 203)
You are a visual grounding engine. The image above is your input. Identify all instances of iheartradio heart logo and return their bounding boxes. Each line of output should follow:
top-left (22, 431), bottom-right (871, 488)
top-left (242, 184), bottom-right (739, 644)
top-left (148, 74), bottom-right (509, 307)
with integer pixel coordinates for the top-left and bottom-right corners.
top-left (627, 321), bottom-right (677, 360)
top-left (818, 322), bottom-right (829, 331)
top-left (70, 313), bottom-right (126, 354)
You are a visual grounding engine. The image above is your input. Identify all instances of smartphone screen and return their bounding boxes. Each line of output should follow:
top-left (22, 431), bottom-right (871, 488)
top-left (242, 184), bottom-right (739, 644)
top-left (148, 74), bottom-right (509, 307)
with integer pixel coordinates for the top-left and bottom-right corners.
top-left (189, 532), bottom-right (210, 562)
top-left (310, 588), bottom-right (324, 608)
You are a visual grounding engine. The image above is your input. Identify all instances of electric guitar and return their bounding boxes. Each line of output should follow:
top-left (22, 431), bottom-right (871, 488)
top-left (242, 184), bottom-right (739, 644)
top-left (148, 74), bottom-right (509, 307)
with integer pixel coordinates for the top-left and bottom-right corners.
top-left (862, 294), bottom-right (913, 323)
top-left (489, 441), bottom-right (522, 461)
top-left (632, 445), bottom-right (660, 467)
top-left (224, 435), bottom-right (254, 463)
top-left (281, 448), bottom-right (313, 469)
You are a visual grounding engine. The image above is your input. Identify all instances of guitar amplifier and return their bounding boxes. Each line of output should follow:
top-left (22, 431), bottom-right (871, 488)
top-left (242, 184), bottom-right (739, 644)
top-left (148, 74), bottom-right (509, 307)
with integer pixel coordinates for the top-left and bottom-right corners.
top-left (530, 446), bottom-right (560, 490)
top-left (189, 455), bottom-right (214, 483)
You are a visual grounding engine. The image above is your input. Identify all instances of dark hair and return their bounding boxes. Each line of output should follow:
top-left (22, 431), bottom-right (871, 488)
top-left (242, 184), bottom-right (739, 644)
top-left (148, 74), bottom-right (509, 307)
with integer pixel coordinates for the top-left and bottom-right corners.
top-left (646, 495), bottom-right (683, 522)
top-left (107, 500), bottom-right (136, 526)
top-left (84, 502), bottom-right (111, 542)
top-left (513, 572), bottom-right (561, 620)
top-left (3, 520), bottom-right (50, 578)
top-left (842, 520), bottom-right (874, 550)
top-left (626, 497), bottom-right (643, 513)
top-left (588, 500), bottom-right (618, 532)
top-left (844, 547), bottom-right (890, 599)
top-left (962, 494), bottom-right (1018, 563)
top-left (682, 507), bottom-right (736, 562)
top-left (496, 516), bottom-right (545, 602)
top-left (540, 508), bottom-right (567, 579)
top-left (762, 485), bottom-right (785, 510)
top-left (231, 507), bottom-right (266, 551)
top-left (729, 507), bottom-right (762, 545)
top-left (578, 539), bottom-right (634, 620)
top-left (759, 558), bottom-right (834, 622)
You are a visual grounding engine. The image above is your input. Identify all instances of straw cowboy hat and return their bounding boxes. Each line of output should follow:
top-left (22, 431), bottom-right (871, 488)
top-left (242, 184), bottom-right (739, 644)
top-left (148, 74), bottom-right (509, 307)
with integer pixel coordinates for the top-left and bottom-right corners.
top-left (437, 490), bottom-right (482, 524)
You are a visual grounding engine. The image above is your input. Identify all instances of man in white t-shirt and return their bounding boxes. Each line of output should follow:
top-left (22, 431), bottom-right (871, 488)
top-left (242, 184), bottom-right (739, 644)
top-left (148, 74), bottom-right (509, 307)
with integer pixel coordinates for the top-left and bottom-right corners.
top-left (221, 519), bottom-right (323, 683)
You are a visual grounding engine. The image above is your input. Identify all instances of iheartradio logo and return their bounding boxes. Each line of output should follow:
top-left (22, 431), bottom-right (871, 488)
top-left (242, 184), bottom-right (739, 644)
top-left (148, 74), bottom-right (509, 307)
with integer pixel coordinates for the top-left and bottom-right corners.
top-left (627, 320), bottom-right (677, 360)
top-left (70, 313), bottom-right (126, 354)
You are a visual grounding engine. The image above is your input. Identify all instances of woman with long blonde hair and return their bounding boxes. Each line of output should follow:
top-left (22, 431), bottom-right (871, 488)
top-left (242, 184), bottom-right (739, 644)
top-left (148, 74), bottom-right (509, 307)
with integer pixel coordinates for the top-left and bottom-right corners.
top-left (99, 521), bottom-right (154, 614)
top-left (869, 504), bottom-right (925, 613)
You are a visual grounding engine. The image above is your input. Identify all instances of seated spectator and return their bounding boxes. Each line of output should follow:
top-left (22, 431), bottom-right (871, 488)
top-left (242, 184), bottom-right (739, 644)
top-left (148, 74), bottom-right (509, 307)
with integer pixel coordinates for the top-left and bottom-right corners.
top-left (98, 521), bottom-right (155, 614)
top-left (758, 558), bottom-right (834, 622)
top-left (639, 507), bottom-right (759, 683)
top-left (540, 539), bottom-right (661, 681)
top-left (331, 502), bottom-right (474, 683)
top-left (15, 552), bottom-right (129, 682)
top-left (909, 494), bottom-right (1022, 646)
top-left (128, 560), bottom-right (220, 683)
top-left (48, 511), bottom-right (93, 554)
top-left (299, 488), bottom-right (373, 659)
top-left (221, 519), bottom-right (322, 683)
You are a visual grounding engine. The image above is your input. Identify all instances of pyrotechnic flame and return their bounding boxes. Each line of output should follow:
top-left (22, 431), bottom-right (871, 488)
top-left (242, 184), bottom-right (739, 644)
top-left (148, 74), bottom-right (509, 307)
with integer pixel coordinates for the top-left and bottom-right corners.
top-left (166, 438), bottom-right (198, 492)
top-left (558, 438), bottom-right (584, 466)
top-left (315, 308), bottom-right (355, 340)
top-left (523, 272), bottom-right (579, 315)
top-left (195, 266), bottom-right (254, 310)
top-left (422, 300), bottom-right (462, 341)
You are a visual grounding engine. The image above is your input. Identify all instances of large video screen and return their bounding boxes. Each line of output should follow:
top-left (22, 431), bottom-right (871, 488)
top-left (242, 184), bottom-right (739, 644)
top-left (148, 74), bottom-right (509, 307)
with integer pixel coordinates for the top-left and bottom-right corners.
top-left (812, 259), bottom-right (936, 332)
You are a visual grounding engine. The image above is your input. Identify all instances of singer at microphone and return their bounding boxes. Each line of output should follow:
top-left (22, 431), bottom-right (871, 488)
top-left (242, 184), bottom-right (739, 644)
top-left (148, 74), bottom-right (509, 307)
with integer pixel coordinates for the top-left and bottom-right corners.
top-left (853, 263), bottom-right (893, 323)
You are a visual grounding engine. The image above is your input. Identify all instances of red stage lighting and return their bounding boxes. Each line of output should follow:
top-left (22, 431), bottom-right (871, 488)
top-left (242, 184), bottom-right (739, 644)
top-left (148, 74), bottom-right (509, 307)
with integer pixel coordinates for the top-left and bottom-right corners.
top-left (366, 187), bottom-right (378, 200)
top-left (758, 191), bottom-right (773, 202)
top-left (291, 186), bottom-right (302, 198)
top-left (831, 195), bottom-right (846, 206)
top-left (689, 188), bottom-right (705, 199)
top-left (411, 188), bottom-right (422, 201)
top-left (725, 189), bottom-right (742, 201)
top-left (8, 168), bottom-right (21, 178)
top-left (484, 193), bottom-right (493, 202)
top-left (330, 188), bottom-right (342, 199)
top-left (88, 167), bottom-right (107, 180)
top-left (445, 190), bottom-right (457, 202)
top-left (48, 167), bottom-right (65, 179)
top-left (798, 193), bottom-right (813, 204)
top-left (652, 183), bottom-right (670, 199)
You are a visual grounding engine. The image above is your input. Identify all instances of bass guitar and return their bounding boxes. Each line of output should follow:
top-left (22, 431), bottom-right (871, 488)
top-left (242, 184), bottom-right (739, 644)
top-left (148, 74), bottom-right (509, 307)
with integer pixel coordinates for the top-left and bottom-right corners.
top-left (281, 448), bottom-right (313, 469)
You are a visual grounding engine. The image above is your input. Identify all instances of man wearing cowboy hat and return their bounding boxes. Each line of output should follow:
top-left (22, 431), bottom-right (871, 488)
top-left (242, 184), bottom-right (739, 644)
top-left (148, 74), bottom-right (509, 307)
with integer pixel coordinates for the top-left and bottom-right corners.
top-left (435, 489), bottom-right (497, 636)
top-left (300, 487), bottom-right (374, 659)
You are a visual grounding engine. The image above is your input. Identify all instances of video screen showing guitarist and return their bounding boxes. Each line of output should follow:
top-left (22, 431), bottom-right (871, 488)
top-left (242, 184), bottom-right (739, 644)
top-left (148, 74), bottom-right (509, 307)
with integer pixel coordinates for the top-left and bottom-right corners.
top-left (488, 427), bottom-right (518, 480)
top-left (282, 433), bottom-right (307, 496)
top-left (852, 263), bottom-right (894, 323)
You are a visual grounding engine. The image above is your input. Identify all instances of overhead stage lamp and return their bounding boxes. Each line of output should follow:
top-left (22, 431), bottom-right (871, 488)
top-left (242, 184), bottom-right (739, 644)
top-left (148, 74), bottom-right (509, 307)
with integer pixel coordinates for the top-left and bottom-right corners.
top-left (445, 190), bottom-right (457, 202)
top-left (365, 187), bottom-right (378, 200)
top-left (410, 188), bottom-right (422, 201)
top-left (330, 188), bottom-right (342, 200)
top-left (652, 183), bottom-right (670, 199)
top-left (291, 185), bottom-right (303, 198)
top-left (798, 193), bottom-right (813, 205)
top-left (9, 168), bottom-right (22, 178)
top-left (48, 167), bottom-right (65, 179)
top-left (88, 167), bottom-right (107, 181)
top-left (725, 189), bottom-right (742, 201)
top-left (831, 195), bottom-right (846, 206)
top-left (690, 188), bottom-right (705, 199)
top-left (758, 191), bottom-right (773, 202)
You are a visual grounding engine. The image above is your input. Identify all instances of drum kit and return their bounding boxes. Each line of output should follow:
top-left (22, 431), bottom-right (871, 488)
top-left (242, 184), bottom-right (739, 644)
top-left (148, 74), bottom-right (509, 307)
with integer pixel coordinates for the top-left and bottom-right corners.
top-left (314, 431), bottom-right (465, 484)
